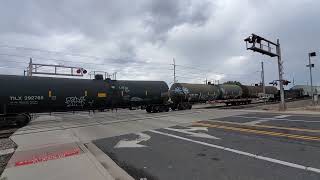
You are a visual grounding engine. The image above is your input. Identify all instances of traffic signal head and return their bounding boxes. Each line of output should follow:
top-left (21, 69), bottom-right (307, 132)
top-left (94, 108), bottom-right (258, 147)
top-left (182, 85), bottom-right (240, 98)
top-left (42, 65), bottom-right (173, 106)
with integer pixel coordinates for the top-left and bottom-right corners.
top-left (283, 80), bottom-right (291, 86)
top-left (309, 52), bottom-right (316, 57)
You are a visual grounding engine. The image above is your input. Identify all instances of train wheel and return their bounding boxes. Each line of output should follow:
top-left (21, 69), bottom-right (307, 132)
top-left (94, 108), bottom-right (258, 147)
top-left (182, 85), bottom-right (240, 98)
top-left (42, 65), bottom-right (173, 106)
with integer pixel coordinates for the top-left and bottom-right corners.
top-left (158, 106), bottom-right (165, 112)
top-left (152, 106), bottom-right (159, 113)
top-left (15, 113), bottom-right (31, 127)
top-left (146, 106), bottom-right (152, 113)
top-left (188, 104), bottom-right (192, 109)
top-left (171, 104), bottom-right (177, 111)
top-left (165, 106), bottom-right (170, 112)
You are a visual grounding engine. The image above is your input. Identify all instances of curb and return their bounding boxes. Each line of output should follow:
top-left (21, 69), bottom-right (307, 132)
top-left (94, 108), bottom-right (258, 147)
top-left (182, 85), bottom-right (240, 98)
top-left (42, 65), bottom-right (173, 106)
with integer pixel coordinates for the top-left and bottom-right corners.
top-left (84, 143), bottom-right (134, 180)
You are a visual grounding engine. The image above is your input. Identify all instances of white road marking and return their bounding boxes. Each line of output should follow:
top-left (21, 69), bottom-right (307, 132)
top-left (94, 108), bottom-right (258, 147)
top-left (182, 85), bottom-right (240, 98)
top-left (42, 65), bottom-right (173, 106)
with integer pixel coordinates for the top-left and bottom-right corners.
top-left (187, 127), bottom-right (210, 132)
top-left (164, 127), bottom-right (220, 139)
top-left (234, 115), bottom-right (320, 123)
top-left (114, 132), bottom-right (151, 148)
top-left (274, 115), bottom-right (291, 119)
top-left (0, 148), bottom-right (15, 156)
top-left (149, 130), bottom-right (320, 174)
top-left (243, 119), bottom-right (270, 125)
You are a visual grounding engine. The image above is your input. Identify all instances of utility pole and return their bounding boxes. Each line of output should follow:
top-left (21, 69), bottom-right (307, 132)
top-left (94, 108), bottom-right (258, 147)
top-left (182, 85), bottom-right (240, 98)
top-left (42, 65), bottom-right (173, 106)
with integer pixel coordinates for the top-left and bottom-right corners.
top-left (261, 61), bottom-right (265, 94)
top-left (27, 58), bottom-right (33, 76)
top-left (307, 52), bottom-right (316, 104)
top-left (172, 58), bottom-right (177, 83)
top-left (292, 76), bottom-right (295, 86)
top-left (203, 78), bottom-right (208, 85)
top-left (114, 72), bottom-right (117, 80)
top-left (244, 34), bottom-right (286, 111)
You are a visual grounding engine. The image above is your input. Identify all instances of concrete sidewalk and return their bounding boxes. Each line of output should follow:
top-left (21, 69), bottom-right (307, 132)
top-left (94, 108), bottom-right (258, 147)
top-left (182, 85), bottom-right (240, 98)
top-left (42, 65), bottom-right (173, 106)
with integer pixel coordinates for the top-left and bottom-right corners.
top-left (0, 129), bottom-right (132, 180)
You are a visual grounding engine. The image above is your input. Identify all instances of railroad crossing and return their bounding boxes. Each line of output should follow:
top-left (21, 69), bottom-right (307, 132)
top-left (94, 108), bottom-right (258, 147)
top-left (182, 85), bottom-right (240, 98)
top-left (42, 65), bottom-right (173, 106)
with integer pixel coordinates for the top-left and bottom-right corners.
top-left (1, 108), bottom-right (320, 180)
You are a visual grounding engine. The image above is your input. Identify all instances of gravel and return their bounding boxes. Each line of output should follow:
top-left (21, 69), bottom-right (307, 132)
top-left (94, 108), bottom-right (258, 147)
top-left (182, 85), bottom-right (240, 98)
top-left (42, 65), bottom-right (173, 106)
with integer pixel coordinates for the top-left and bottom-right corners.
top-left (0, 139), bottom-right (16, 151)
top-left (247, 99), bottom-right (315, 111)
top-left (0, 138), bottom-right (17, 177)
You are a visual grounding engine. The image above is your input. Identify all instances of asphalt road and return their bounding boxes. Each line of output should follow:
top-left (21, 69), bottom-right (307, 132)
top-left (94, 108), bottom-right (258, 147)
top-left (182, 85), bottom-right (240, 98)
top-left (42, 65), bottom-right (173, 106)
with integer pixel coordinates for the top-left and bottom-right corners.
top-left (94, 113), bottom-right (320, 180)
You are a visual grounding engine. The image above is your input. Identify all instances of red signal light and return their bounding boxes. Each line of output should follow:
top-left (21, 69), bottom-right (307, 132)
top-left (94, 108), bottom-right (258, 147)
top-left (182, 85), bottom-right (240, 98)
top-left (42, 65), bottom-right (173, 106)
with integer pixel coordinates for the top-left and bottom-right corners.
top-left (76, 69), bottom-right (81, 74)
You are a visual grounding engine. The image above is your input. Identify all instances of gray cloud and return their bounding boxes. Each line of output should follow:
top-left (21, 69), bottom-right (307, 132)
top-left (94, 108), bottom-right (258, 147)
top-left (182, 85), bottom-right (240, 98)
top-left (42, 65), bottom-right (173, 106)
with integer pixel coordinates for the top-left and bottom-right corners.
top-left (143, 0), bottom-right (213, 41)
top-left (0, 0), bottom-right (319, 88)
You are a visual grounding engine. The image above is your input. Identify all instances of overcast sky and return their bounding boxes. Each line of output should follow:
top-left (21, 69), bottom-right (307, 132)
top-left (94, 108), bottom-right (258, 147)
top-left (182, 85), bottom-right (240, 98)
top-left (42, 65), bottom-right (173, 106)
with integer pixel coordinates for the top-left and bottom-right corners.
top-left (0, 0), bottom-right (320, 88)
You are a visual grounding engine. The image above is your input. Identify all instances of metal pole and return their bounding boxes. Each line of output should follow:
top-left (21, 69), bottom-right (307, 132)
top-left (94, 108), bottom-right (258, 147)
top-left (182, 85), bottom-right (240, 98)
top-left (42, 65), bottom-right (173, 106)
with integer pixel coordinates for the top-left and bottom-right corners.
top-left (261, 61), bottom-right (265, 94)
top-left (28, 58), bottom-right (33, 76)
top-left (308, 54), bottom-right (314, 104)
top-left (276, 39), bottom-right (286, 111)
top-left (173, 58), bottom-right (176, 83)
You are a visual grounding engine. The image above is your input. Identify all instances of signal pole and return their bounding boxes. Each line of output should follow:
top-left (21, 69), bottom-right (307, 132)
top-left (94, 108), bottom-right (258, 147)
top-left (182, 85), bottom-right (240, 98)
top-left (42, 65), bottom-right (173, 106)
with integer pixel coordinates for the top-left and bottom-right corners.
top-left (307, 52), bottom-right (316, 104)
top-left (244, 34), bottom-right (286, 111)
top-left (261, 61), bottom-right (265, 94)
top-left (276, 39), bottom-right (286, 110)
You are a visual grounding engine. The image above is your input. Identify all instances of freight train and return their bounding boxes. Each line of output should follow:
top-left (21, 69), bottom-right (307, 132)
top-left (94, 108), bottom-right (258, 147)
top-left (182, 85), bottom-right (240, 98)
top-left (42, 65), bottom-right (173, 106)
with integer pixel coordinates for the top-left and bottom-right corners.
top-left (169, 82), bottom-right (278, 106)
top-left (0, 74), bottom-right (282, 126)
top-left (0, 74), bottom-right (172, 126)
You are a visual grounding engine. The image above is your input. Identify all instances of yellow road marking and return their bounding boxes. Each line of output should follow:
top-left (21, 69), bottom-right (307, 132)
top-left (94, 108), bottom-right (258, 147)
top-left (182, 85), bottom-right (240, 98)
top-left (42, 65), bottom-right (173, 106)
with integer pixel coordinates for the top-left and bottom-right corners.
top-left (206, 120), bottom-right (320, 133)
top-left (193, 122), bottom-right (320, 142)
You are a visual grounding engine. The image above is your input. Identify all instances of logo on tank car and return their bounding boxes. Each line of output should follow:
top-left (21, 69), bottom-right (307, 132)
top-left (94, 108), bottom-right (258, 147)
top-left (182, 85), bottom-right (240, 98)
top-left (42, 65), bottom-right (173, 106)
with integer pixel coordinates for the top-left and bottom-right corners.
top-left (65, 96), bottom-right (86, 107)
top-left (119, 86), bottom-right (130, 93)
top-left (173, 87), bottom-right (189, 94)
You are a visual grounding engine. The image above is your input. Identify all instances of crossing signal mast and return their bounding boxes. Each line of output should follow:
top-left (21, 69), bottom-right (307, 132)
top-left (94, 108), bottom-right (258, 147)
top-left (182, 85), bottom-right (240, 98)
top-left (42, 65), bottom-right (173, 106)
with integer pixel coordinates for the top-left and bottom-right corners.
top-left (25, 58), bottom-right (87, 77)
top-left (244, 34), bottom-right (286, 111)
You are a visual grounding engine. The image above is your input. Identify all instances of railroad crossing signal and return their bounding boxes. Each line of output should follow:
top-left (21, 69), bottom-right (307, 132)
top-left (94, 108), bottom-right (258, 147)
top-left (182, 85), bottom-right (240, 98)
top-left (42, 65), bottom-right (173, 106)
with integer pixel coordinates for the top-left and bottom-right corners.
top-left (306, 64), bottom-right (315, 68)
top-left (310, 52), bottom-right (316, 57)
top-left (283, 80), bottom-right (291, 85)
top-left (307, 51), bottom-right (317, 105)
top-left (26, 58), bottom-right (87, 77)
top-left (244, 34), bottom-right (278, 57)
top-left (269, 80), bottom-right (290, 86)
top-left (244, 33), bottom-right (286, 111)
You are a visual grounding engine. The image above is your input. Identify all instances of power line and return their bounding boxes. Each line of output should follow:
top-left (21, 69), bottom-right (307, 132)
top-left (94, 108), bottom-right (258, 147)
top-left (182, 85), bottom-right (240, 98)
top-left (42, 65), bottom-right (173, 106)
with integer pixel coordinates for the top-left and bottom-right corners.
top-left (0, 44), bottom-right (173, 68)
top-left (0, 44), bottom-right (122, 60)
top-left (0, 66), bottom-right (25, 70)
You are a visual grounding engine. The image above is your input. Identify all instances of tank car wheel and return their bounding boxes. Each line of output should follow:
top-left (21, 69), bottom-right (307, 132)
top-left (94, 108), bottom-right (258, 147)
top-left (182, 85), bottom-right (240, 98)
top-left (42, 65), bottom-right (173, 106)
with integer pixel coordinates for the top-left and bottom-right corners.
top-left (158, 106), bottom-right (165, 112)
top-left (171, 104), bottom-right (177, 111)
top-left (178, 104), bottom-right (184, 110)
top-left (146, 106), bottom-right (152, 113)
top-left (152, 106), bottom-right (159, 113)
top-left (165, 106), bottom-right (170, 112)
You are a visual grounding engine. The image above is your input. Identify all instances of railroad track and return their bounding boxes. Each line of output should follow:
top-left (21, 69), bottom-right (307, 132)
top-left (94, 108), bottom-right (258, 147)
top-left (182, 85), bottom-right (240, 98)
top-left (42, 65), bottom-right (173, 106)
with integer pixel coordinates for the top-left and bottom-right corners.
top-left (0, 128), bottom-right (18, 139)
top-left (205, 98), bottom-right (311, 110)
